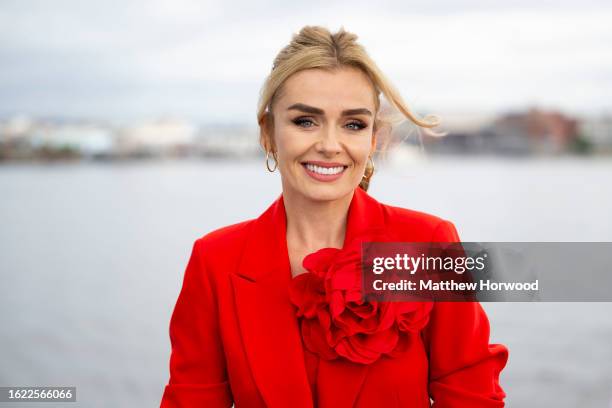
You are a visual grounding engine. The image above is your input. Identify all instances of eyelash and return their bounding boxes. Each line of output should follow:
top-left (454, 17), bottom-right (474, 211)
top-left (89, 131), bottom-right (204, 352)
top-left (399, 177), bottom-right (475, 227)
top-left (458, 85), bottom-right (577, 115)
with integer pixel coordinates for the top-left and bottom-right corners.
top-left (292, 117), bottom-right (367, 131)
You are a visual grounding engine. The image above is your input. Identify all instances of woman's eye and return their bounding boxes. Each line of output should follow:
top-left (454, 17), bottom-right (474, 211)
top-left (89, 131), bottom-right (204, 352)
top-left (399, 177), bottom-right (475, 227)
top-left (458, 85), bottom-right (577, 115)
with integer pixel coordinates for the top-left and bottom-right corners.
top-left (346, 121), bottom-right (367, 131)
top-left (293, 118), bottom-right (315, 128)
top-left (292, 118), bottom-right (366, 130)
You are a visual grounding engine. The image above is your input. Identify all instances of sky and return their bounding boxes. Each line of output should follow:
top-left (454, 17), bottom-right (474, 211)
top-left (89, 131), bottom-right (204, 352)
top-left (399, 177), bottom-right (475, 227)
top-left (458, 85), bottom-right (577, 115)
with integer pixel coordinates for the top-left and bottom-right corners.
top-left (1, 0), bottom-right (611, 124)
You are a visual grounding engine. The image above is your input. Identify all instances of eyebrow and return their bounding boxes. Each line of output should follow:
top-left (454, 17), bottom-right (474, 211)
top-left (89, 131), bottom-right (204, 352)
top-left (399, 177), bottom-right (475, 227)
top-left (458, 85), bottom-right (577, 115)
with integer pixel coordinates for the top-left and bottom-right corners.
top-left (287, 103), bottom-right (372, 117)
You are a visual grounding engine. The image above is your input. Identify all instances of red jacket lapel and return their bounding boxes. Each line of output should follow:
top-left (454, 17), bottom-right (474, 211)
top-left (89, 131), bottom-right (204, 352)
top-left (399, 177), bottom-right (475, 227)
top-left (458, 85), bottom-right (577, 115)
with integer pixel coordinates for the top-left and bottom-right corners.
top-left (231, 187), bottom-right (386, 407)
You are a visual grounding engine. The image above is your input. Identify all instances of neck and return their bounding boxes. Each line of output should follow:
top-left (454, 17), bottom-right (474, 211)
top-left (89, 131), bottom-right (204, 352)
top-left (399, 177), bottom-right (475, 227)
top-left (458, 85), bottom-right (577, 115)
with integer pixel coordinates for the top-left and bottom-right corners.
top-left (283, 188), bottom-right (354, 252)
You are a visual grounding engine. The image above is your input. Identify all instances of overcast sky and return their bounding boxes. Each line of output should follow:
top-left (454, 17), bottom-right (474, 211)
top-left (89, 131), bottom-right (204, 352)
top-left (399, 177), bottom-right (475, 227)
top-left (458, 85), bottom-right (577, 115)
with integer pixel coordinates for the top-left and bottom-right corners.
top-left (1, 0), bottom-right (611, 124)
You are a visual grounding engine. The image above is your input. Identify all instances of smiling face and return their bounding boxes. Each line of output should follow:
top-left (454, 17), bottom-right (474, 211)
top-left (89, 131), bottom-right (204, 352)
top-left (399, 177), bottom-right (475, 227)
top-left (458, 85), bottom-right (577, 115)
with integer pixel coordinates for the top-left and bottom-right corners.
top-left (264, 66), bottom-right (378, 203)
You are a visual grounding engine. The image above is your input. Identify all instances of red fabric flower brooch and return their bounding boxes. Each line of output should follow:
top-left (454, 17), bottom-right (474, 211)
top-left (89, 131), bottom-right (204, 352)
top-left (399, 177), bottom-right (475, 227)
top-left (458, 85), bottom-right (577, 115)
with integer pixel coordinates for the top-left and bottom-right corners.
top-left (288, 235), bottom-right (434, 365)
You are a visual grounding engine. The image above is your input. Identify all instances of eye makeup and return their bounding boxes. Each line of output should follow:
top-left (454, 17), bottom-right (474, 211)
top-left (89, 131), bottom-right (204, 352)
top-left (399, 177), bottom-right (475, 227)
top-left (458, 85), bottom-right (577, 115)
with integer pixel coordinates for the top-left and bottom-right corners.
top-left (291, 117), bottom-right (368, 130)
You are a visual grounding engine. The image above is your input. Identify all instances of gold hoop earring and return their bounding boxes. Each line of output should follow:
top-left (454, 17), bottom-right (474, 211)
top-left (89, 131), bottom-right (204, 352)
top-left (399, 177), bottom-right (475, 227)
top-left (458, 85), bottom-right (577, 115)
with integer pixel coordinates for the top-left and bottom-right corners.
top-left (360, 155), bottom-right (375, 191)
top-left (265, 150), bottom-right (278, 172)
top-left (363, 155), bottom-right (375, 179)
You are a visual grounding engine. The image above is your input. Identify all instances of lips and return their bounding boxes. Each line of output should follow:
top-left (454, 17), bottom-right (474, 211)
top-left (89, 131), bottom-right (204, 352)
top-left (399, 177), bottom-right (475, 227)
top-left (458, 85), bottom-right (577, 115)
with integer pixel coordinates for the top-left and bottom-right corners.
top-left (301, 161), bottom-right (348, 182)
top-left (302, 161), bottom-right (348, 168)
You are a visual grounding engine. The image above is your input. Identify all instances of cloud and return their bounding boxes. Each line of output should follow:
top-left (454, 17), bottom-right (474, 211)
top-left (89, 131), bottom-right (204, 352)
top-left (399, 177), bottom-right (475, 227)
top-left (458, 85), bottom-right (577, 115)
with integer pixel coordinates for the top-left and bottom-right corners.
top-left (0, 0), bottom-right (611, 121)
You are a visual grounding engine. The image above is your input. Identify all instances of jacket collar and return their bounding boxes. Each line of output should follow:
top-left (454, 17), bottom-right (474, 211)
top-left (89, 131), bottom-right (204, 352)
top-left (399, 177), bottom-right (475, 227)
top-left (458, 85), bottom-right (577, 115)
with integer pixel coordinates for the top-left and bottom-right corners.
top-left (236, 186), bottom-right (386, 283)
top-left (231, 187), bottom-right (386, 407)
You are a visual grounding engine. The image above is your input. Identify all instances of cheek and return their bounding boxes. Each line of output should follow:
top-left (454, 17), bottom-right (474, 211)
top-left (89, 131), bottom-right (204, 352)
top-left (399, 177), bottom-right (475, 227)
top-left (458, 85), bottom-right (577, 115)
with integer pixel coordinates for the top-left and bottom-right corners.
top-left (274, 128), bottom-right (309, 163)
top-left (348, 139), bottom-right (374, 164)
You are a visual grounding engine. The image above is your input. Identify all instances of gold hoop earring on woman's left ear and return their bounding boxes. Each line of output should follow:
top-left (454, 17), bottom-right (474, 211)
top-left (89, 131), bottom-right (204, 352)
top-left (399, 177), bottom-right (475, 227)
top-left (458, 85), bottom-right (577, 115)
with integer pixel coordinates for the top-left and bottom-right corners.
top-left (265, 150), bottom-right (278, 172)
top-left (360, 155), bottom-right (375, 191)
top-left (367, 155), bottom-right (375, 174)
top-left (362, 155), bottom-right (374, 180)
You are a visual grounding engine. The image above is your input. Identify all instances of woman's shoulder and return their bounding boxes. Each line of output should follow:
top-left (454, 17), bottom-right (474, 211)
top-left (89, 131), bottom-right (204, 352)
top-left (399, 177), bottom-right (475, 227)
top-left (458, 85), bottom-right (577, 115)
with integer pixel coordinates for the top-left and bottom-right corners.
top-left (377, 199), bottom-right (460, 242)
top-left (194, 218), bottom-right (256, 258)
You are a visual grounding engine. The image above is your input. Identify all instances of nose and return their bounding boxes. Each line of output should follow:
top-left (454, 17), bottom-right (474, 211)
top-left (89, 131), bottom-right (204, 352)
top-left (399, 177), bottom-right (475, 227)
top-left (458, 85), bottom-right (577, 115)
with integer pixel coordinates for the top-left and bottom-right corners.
top-left (315, 126), bottom-right (343, 156)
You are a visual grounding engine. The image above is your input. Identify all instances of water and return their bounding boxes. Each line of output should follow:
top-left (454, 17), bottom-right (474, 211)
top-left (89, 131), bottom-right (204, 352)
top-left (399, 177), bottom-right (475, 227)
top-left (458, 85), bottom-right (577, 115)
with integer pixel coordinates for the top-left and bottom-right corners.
top-left (1, 157), bottom-right (611, 407)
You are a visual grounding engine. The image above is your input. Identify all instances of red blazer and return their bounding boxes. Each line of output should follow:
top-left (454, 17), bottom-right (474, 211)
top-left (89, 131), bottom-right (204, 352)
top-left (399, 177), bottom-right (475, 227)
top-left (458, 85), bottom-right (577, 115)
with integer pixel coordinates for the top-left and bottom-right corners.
top-left (160, 187), bottom-right (509, 407)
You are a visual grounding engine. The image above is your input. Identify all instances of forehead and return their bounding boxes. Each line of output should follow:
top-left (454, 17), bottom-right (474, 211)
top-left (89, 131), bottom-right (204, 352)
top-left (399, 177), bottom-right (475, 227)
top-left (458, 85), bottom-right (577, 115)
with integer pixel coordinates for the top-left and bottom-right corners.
top-left (276, 67), bottom-right (376, 112)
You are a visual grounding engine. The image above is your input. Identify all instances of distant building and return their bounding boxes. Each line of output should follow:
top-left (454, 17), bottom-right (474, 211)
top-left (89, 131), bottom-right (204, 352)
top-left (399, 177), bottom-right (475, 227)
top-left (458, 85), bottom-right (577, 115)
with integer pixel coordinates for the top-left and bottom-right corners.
top-left (29, 122), bottom-right (115, 158)
top-left (0, 115), bottom-right (34, 142)
top-left (194, 124), bottom-right (260, 157)
top-left (0, 115), bottom-right (36, 160)
top-left (490, 108), bottom-right (579, 155)
top-left (420, 108), bottom-right (581, 156)
top-left (116, 118), bottom-right (196, 157)
top-left (579, 114), bottom-right (612, 154)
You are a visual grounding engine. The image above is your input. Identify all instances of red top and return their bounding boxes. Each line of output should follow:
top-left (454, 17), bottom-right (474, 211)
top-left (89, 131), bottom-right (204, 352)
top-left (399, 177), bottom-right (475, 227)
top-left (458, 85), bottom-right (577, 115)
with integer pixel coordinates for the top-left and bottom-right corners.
top-left (302, 342), bottom-right (320, 405)
top-left (160, 187), bottom-right (509, 407)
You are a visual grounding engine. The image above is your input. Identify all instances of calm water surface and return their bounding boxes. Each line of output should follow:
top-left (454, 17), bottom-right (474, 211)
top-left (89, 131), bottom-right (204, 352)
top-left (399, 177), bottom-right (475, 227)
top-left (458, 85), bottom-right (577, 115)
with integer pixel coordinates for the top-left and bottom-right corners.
top-left (1, 157), bottom-right (611, 407)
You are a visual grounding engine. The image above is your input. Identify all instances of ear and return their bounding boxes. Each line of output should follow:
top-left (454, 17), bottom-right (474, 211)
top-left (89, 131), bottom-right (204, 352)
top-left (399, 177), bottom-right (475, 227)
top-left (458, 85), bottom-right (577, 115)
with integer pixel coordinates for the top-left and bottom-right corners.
top-left (259, 112), bottom-right (274, 152)
top-left (370, 126), bottom-right (378, 155)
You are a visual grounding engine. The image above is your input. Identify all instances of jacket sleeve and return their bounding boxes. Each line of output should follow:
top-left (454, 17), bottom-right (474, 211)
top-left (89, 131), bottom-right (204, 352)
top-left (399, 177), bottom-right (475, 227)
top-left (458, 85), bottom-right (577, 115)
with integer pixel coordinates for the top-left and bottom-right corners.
top-left (160, 238), bottom-right (233, 408)
top-left (422, 220), bottom-right (509, 407)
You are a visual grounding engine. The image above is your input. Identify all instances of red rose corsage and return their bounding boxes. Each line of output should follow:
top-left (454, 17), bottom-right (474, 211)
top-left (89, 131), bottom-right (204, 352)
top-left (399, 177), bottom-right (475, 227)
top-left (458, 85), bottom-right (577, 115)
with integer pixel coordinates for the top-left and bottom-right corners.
top-left (288, 235), bottom-right (433, 365)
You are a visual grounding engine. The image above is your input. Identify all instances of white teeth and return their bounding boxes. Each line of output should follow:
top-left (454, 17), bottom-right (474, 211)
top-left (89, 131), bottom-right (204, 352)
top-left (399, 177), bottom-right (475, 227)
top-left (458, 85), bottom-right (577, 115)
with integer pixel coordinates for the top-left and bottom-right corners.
top-left (305, 163), bottom-right (345, 175)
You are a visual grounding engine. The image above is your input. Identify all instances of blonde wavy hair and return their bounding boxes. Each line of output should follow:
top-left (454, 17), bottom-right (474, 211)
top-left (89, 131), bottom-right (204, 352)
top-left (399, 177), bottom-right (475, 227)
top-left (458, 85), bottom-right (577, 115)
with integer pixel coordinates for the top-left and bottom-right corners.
top-left (257, 25), bottom-right (441, 191)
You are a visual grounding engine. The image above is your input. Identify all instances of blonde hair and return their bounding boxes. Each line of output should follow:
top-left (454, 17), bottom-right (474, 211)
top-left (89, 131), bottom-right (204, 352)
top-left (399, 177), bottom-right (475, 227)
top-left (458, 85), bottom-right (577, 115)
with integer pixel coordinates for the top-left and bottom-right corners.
top-left (257, 25), bottom-right (440, 191)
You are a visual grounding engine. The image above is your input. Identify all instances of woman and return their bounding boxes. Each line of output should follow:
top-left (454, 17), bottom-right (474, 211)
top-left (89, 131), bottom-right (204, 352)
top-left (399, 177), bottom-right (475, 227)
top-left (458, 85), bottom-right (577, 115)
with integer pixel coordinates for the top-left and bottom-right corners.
top-left (160, 25), bottom-right (508, 407)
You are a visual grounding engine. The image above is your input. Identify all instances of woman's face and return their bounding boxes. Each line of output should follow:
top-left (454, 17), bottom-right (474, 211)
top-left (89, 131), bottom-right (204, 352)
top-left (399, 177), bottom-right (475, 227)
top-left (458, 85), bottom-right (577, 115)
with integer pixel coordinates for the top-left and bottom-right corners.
top-left (266, 66), bottom-right (378, 203)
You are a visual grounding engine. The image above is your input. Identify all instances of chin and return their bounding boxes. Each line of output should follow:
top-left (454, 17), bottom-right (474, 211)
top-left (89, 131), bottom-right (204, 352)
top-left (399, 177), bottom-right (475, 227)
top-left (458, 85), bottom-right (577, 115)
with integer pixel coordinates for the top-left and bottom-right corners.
top-left (300, 182), bottom-right (356, 202)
